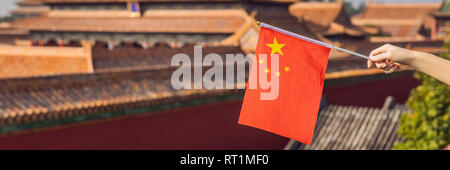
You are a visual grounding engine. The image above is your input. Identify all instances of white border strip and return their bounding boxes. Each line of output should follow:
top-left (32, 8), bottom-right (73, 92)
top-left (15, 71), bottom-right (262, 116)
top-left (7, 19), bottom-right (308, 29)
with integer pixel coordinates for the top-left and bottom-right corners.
top-left (260, 22), bottom-right (370, 59)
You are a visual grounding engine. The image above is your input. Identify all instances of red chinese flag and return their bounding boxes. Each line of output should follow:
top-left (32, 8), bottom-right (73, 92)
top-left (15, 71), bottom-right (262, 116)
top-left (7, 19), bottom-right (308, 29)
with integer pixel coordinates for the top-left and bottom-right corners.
top-left (239, 27), bottom-right (331, 144)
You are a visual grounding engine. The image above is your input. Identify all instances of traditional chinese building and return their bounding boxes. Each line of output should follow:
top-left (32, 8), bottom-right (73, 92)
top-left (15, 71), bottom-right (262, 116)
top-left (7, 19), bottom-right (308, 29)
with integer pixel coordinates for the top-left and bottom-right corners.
top-left (289, 1), bottom-right (366, 44)
top-left (0, 0), bottom-right (446, 149)
top-left (0, 41), bottom-right (440, 149)
top-left (352, 1), bottom-right (440, 41)
top-left (10, 0), bottom-right (322, 50)
top-left (11, 0), bottom-right (50, 20)
top-left (0, 24), bottom-right (29, 45)
top-left (431, 0), bottom-right (450, 40)
top-left (0, 0), bottom-right (49, 45)
top-left (285, 96), bottom-right (409, 150)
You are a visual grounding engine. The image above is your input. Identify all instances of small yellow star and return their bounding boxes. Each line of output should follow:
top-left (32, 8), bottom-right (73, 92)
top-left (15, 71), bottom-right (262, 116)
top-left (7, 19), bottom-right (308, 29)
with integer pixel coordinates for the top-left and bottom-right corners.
top-left (266, 37), bottom-right (285, 56)
top-left (265, 68), bottom-right (270, 73)
top-left (284, 66), bottom-right (290, 72)
top-left (259, 58), bottom-right (264, 64)
top-left (276, 72), bottom-right (281, 77)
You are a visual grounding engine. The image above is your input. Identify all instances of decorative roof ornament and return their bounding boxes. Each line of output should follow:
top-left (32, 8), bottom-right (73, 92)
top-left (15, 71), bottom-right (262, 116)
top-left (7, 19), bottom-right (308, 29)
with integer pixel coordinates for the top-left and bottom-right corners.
top-left (127, 0), bottom-right (141, 18)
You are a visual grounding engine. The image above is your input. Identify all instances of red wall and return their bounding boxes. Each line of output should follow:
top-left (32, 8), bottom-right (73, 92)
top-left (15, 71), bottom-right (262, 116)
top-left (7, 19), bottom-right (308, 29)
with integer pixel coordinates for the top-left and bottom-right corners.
top-left (0, 74), bottom-right (420, 150)
top-left (324, 74), bottom-right (420, 107)
top-left (0, 100), bottom-right (289, 150)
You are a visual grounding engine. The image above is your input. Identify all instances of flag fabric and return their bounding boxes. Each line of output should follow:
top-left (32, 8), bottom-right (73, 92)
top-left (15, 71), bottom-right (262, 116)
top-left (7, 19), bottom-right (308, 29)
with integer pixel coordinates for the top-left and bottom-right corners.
top-left (239, 26), bottom-right (331, 145)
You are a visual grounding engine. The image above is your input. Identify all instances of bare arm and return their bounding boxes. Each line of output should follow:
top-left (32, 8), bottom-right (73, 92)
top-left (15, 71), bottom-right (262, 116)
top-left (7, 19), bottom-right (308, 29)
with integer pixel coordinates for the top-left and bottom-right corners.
top-left (368, 44), bottom-right (450, 85)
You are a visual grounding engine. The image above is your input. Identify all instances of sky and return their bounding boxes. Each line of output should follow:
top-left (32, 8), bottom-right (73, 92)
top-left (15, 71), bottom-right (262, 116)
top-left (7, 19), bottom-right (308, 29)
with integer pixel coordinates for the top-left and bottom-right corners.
top-left (0, 0), bottom-right (445, 17)
top-left (0, 0), bottom-right (20, 17)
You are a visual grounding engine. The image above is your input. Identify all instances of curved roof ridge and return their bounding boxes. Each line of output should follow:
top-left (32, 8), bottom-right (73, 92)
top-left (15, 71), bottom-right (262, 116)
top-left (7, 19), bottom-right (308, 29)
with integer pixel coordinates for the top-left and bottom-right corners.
top-left (42, 0), bottom-right (298, 3)
top-left (289, 1), bottom-right (342, 27)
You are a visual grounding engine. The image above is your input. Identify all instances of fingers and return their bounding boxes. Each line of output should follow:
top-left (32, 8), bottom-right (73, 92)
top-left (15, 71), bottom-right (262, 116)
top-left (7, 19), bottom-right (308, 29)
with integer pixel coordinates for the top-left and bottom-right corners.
top-left (370, 51), bottom-right (392, 61)
top-left (369, 44), bottom-right (389, 58)
top-left (383, 64), bottom-right (400, 74)
top-left (375, 60), bottom-right (400, 74)
top-left (375, 61), bottom-right (387, 69)
top-left (375, 60), bottom-right (395, 69)
top-left (367, 59), bottom-right (373, 68)
top-left (368, 44), bottom-right (391, 68)
top-left (368, 52), bottom-right (390, 69)
top-left (367, 44), bottom-right (401, 73)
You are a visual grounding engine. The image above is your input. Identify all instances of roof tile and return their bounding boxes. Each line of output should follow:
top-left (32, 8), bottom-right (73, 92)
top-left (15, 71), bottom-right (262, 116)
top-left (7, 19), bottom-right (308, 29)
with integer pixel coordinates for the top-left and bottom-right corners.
top-left (291, 102), bottom-right (409, 150)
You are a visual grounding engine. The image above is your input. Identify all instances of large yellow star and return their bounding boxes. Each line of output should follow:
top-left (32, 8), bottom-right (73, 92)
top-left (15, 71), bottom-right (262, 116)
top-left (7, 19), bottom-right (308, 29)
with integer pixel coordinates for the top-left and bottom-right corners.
top-left (284, 66), bottom-right (290, 72)
top-left (266, 37), bottom-right (285, 56)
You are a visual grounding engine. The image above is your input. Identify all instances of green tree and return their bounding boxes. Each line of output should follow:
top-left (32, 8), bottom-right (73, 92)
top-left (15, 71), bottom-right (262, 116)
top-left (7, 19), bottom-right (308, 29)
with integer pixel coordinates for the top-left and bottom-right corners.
top-left (343, 1), bottom-right (364, 16)
top-left (394, 38), bottom-right (450, 150)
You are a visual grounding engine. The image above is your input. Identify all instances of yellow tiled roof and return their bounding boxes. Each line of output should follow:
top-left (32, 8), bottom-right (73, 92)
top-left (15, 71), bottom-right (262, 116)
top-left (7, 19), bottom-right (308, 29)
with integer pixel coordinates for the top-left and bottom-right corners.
top-left (11, 9), bottom-right (248, 33)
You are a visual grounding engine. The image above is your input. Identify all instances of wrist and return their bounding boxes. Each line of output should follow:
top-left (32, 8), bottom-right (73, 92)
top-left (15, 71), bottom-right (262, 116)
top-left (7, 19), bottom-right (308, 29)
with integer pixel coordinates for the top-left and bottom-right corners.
top-left (406, 50), bottom-right (426, 69)
top-left (401, 49), bottom-right (420, 65)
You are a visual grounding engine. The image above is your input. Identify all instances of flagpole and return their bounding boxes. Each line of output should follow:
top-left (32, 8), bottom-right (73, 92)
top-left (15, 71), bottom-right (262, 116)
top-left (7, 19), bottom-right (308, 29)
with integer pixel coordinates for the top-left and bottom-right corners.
top-left (256, 21), bottom-right (370, 60)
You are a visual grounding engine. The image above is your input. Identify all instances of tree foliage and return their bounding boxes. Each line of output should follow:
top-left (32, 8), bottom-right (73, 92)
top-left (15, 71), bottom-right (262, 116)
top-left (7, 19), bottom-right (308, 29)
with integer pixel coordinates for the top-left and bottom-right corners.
top-left (394, 38), bottom-right (450, 150)
top-left (343, 1), bottom-right (365, 16)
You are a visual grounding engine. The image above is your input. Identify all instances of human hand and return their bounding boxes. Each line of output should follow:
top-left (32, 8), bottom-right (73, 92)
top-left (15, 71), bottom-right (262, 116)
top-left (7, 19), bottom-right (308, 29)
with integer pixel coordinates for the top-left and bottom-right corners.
top-left (367, 44), bottom-right (414, 73)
